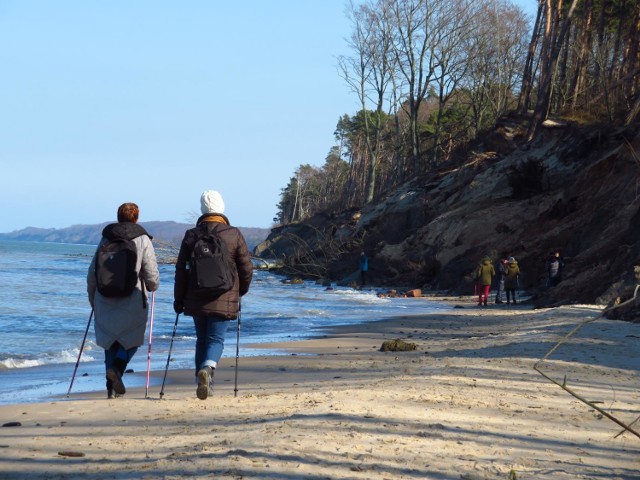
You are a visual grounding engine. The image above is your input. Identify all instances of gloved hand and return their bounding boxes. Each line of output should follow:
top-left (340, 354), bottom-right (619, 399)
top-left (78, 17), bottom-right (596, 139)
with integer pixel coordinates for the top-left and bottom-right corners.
top-left (173, 301), bottom-right (184, 314)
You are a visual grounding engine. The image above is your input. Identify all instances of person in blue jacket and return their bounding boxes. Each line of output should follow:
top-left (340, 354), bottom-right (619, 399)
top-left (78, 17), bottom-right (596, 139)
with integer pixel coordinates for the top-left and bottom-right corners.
top-left (359, 251), bottom-right (369, 286)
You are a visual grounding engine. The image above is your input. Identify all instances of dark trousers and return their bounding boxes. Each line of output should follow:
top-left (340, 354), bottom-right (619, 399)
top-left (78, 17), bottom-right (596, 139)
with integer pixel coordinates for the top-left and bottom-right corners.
top-left (104, 341), bottom-right (137, 389)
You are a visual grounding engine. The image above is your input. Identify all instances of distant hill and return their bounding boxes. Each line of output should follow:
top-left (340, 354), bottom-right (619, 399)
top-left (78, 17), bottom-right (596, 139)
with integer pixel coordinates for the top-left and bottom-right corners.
top-left (0, 221), bottom-right (271, 252)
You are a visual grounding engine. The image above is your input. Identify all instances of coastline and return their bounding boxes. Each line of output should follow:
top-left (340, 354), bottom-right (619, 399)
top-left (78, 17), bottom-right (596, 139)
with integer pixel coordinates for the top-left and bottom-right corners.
top-left (1, 298), bottom-right (639, 479)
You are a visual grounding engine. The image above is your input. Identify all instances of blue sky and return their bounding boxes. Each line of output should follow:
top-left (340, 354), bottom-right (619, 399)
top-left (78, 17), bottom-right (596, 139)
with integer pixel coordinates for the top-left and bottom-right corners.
top-left (0, 0), bottom-right (537, 232)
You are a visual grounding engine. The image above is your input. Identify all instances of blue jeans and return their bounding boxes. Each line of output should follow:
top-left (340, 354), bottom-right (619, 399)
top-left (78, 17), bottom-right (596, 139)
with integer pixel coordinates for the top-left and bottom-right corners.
top-left (193, 316), bottom-right (229, 373)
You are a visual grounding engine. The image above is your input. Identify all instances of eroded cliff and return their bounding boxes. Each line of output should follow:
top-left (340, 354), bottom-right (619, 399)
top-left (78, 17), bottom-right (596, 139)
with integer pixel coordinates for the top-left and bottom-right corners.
top-left (256, 116), bottom-right (640, 313)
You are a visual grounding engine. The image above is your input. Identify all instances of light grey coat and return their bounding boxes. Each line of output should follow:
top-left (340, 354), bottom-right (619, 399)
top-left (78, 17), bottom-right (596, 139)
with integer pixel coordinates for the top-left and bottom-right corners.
top-left (87, 234), bottom-right (160, 350)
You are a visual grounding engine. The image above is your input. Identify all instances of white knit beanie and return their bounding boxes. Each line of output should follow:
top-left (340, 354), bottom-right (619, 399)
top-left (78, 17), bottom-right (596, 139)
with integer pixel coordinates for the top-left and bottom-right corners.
top-left (200, 190), bottom-right (225, 214)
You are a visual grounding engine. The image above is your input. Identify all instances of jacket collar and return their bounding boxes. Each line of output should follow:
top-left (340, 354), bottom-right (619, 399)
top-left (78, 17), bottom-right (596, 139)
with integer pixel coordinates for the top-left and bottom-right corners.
top-left (196, 213), bottom-right (230, 226)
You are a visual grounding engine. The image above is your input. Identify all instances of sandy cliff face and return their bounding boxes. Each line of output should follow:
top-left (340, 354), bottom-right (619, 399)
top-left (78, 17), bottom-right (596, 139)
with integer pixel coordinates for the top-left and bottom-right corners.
top-left (256, 118), bottom-right (640, 312)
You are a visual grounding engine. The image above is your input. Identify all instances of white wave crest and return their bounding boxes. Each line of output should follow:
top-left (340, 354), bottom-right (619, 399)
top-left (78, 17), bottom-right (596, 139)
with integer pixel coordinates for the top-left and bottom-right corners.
top-left (0, 349), bottom-right (96, 369)
top-left (330, 289), bottom-right (391, 304)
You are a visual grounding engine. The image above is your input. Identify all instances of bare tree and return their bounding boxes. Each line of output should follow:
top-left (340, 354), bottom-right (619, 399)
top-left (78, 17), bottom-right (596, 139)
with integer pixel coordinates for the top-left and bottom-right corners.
top-left (387, 0), bottom-right (439, 172)
top-left (429, 0), bottom-right (474, 164)
top-left (339, 0), bottom-right (395, 203)
top-left (464, 0), bottom-right (529, 133)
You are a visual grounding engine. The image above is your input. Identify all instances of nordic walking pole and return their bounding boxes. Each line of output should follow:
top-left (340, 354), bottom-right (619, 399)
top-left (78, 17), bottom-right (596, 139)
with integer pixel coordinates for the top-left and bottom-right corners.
top-left (67, 309), bottom-right (94, 397)
top-left (159, 313), bottom-right (180, 399)
top-left (145, 291), bottom-right (156, 398)
top-left (234, 300), bottom-right (242, 397)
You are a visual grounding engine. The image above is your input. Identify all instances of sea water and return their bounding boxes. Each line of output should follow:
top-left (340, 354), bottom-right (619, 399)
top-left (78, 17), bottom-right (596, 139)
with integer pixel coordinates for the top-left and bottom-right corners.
top-left (0, 240), bottom-right (447, 404)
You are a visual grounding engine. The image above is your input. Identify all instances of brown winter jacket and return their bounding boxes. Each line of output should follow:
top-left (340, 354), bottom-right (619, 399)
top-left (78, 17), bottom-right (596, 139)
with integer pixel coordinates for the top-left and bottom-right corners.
top-left (174, 214), bottom-right (253, 319)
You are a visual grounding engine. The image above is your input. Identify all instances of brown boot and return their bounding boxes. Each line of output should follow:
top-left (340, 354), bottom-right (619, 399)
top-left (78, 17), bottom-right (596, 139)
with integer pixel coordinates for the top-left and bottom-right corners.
top-left (196, 367), bottom-right (214, 400)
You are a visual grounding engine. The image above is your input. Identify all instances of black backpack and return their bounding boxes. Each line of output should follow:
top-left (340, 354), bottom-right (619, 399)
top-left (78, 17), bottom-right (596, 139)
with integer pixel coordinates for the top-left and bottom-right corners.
top-left (189, 227), bottom-right (236, 299)
top-left (95, 238), bottom-right (139, 297)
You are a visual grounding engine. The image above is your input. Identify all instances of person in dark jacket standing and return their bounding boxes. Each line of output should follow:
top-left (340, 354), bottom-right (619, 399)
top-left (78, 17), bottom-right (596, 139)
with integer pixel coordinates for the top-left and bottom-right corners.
top-left (173, 190), bottom-right (253, 400)
top-left (546, 251), bottom-right (564, 287)
top-left (87, 202), bottom-right (160, 398)
top-left (359, 251), bottom-right (369, 286)
top-left (475, 255), bottom-right (495, 306)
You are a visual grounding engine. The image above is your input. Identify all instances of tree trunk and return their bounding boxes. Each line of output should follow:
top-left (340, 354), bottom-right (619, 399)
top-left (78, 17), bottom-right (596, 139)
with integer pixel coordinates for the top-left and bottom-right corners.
top-left (528, 0), bottom-right (580, 141)
top-left (623, 5), bottom-right (640, 97)
top-left (570, 0), bottom-right (593, 110)
top-left (555, 22), bottom-right (572, 112)
top-left (518, 0), bottom-right (545, 114)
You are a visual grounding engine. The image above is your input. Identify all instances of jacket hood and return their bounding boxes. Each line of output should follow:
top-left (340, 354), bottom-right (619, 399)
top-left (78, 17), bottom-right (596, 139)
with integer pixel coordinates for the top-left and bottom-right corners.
top-left (102, 222), bottom-right (151, 241)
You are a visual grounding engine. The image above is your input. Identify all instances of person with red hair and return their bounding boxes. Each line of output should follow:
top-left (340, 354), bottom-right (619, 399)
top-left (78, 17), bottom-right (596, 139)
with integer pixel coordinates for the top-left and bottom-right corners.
top-left (87, 202), bottom-right (159, 398)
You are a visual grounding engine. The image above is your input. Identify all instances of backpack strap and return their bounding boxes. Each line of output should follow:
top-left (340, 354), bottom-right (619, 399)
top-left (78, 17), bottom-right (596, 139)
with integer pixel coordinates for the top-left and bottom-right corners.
top-left (140, 270), bottom-right (147, 309)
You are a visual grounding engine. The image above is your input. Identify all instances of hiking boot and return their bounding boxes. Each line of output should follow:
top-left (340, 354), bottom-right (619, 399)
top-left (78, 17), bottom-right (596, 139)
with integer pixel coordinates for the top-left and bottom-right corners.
top-left (106, 368), bottom-right (126, 395)
top-left (196, 367), bottom-right (214, 400)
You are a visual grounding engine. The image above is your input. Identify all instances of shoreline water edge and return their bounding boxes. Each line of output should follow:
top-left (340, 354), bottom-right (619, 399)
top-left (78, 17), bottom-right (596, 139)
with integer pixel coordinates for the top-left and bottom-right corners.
top-left (0, 240), bottom-right (452, 405)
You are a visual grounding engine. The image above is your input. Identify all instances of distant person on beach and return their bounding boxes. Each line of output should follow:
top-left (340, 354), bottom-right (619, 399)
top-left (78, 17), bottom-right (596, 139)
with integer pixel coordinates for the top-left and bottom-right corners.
top-left (173, 190), bottom-right (253, 400)
top-left (87, 202), bottom-right (160, 399)
top-left (546, 251), bottom-right (564, 287)
top-left (505, 256), bottom-right (521, 304)
top-left (475, 255), bottom-right (495, 306)
top-left (359, 251), bottom-right (369, 286)
top-left (495, 255), bottom-right (507, 304)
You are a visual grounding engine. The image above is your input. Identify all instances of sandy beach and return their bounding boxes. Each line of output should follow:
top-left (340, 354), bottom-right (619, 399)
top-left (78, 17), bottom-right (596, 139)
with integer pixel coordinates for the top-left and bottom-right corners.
top-left (1, 298), bottom-right (639, 479)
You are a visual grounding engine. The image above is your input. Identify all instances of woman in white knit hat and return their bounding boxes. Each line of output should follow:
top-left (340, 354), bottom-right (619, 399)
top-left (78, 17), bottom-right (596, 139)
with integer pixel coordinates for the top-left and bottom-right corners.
top-left (173, 190), bottom-right (253, 399)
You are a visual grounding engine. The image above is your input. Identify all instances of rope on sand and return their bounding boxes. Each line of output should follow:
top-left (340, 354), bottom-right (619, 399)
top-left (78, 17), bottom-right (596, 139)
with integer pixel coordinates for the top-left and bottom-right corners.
top-left (533, 288), bottom-right (640, 440)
